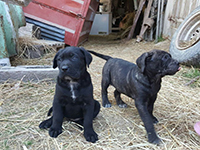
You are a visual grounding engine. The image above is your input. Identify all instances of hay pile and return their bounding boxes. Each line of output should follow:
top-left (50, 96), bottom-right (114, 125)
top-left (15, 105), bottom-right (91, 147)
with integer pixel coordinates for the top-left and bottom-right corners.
top-left (11, 36), bottom-right (63, 66)
top-left (0, 36), bottom-right (200, 149)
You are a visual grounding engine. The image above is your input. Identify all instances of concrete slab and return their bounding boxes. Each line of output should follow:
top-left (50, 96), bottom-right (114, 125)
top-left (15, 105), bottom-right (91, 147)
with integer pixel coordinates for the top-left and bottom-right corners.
top-left (0, 65), bottom-right (58, 83)
top-left (0, 58), bottom-right (11, 67)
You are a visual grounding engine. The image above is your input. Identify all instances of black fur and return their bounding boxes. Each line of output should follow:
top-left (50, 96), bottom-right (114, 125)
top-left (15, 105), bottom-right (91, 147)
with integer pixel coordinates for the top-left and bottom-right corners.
top-left (88, 49), bottom-right (180, 144)
top-left (39, 46), bottom-right (100, 143)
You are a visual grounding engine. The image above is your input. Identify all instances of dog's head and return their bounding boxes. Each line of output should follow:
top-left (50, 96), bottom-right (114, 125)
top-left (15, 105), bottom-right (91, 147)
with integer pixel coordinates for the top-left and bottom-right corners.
top-left (136, 49), bottom-right (180, 78)
top-left (53, 46), bottom-right (92, 80)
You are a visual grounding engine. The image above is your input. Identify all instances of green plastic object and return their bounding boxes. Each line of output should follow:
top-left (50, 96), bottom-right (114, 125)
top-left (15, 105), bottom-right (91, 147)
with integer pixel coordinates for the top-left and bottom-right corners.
top-left (0, 16), bottom-right (8, 58)
top-left (0, 1), bottom-right (26, 59)
top-left (0, 0), bottom-right (32, 7)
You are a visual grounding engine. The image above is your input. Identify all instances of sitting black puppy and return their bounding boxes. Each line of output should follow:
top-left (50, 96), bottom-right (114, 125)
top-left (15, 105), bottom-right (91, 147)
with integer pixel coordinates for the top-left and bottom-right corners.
top-left (88, 49), bottom-right (180, 144)
top-left (39, 46), bottom-right (100, 143)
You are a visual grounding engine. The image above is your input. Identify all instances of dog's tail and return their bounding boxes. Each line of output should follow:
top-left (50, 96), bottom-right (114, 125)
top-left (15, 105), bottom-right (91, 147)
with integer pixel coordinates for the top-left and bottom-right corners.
top-left (87, 50), bottom-right (112, 61)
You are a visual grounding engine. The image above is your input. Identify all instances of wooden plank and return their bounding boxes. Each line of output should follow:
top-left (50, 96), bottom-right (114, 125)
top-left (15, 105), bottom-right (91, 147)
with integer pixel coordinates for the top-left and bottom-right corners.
top-left (126, 0), bottom-right (146, 40)
top-left (156, 0), bottom-right (161, 42)
top-left (179, 0), bottom-right (186, 19)
top-left (163, 0), bottom-right (200, 39)
top-left (163, 0), bottom-right (174, 39)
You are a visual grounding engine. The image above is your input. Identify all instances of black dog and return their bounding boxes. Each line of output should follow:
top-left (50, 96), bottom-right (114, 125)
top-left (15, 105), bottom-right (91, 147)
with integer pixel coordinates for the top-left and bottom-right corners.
top-left (88, 49), bottom-right (180, 144)
top-left (39, 47), bottom-right (100, 143)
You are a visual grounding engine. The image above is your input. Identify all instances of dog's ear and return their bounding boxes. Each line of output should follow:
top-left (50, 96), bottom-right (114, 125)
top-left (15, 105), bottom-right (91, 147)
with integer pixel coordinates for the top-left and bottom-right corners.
top-left (136, 52), bottom-right (153, 73)
top-left (80, 47), bottom-right (92, 67)
top-left (53, 48), bottom-right (64, 69)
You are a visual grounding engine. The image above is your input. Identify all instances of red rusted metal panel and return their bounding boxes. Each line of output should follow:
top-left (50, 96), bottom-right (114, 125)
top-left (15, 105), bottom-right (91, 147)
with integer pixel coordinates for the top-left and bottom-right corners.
top-left (23, 0), bottom-right (99, 46)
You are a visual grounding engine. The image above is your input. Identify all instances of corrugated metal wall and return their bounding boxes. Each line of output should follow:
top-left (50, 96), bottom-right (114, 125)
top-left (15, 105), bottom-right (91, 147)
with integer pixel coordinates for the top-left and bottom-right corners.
top-left (163, 0), bottom-right (200, 39)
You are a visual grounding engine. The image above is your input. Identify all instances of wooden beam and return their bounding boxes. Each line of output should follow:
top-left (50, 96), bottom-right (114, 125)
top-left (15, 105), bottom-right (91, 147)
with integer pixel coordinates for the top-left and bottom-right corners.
top-left (126, 0), bottom-right (146, 41)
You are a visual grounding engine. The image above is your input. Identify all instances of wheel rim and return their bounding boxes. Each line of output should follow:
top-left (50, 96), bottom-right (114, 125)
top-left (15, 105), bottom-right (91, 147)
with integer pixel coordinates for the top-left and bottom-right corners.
top-left (175, 11), bottom-right (200, 50)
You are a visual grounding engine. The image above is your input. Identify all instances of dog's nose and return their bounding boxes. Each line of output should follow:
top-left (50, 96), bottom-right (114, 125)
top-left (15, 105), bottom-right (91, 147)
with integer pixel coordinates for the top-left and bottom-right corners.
top-left (61, 66), bottom-right (69, 71)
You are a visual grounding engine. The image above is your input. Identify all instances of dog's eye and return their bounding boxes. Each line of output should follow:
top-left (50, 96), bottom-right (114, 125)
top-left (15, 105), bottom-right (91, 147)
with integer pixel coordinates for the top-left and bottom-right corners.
top-left (69, 53), bottom-right (74, 58)
top-left (163, 54), bottom-right (170, 60)
top-left (57, 57), bottom-right (62, 61)
top-left (146, 55), bottom-right (152, 61)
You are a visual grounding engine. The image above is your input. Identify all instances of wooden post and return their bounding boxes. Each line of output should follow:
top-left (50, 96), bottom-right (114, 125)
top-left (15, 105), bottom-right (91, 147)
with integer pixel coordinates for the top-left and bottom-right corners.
top-left (136, 0), bottom-right (154, 42)
top-left (133, 0), bottom-right (138, 10)
top-left (155, 0), bottom-right (161, 43)
top-left (126, 0), bottom-right (146, 41)
top-left (159, 0), bottom-right (164, 37)
top-left (149, 0), bottom-right (157, 41)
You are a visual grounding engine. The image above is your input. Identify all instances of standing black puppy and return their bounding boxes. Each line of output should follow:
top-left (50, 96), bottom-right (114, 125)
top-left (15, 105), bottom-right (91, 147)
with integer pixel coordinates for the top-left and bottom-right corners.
top-left (88, 49), bottom-right (180, 144)
top-left (39, 46), bottom-right (100, 143)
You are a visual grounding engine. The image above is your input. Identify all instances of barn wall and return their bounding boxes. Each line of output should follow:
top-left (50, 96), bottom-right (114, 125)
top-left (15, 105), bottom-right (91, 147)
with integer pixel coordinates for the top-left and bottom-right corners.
top-left (163, 0), bottom-right (200, 39)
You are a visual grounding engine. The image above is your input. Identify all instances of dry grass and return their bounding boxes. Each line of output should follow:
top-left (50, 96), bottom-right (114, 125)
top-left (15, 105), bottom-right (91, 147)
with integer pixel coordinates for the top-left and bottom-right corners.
top-left (0, 35), bottom-right (200, 149)
top-left (10, 37), bottom-right (59, 66)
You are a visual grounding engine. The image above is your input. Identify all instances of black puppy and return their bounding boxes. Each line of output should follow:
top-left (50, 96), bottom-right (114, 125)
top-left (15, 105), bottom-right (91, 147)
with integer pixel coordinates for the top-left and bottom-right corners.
top-left (39, 46), bottom-right (100, 143)
top-left (88, 49), bottom-right (180, 144)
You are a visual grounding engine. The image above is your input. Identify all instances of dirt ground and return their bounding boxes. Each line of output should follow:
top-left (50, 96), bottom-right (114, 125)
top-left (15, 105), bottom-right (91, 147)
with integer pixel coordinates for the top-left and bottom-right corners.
top-left (0, 35), bottom-right (200, 150)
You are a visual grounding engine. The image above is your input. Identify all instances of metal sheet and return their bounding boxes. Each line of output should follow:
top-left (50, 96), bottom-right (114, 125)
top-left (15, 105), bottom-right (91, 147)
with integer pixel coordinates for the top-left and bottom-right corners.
top-left (23, 0), bottom-right (99, 46)
top-left (25, 17), bottom-right (65, 42)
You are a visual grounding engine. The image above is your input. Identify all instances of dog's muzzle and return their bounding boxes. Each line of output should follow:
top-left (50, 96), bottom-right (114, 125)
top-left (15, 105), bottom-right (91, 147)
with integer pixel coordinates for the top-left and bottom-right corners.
top-left (59, 65), bottom-right (81, 80)
top-left (61, 65), bottom-right (69, 72)
top-left (165, 60), bottom-right (181, 75)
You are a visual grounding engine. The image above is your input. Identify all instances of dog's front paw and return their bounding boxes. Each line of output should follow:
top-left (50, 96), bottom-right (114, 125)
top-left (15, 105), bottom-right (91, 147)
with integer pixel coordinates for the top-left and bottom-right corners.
top-left (148, 135), bottom-right (161, 145)
top-left (39, 118), bottom-right (52, 129)
top-left (102, 101), bottom-right (112, 108)
top-left (84, 130), bottom-right (98, 143)
top-left (118, 103), bottom-right (127, 108)
top-left (104, 103), bottom-right (112, 108)
top-left (49, 127), bottom-right (62, 138)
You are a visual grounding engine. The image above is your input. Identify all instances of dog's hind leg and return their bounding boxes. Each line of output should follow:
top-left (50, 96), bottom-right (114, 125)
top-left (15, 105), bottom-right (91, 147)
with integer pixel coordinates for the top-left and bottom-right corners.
top-left (114, 90), bottom-right (127, 108)
top-left (39, 117), bottom-right (53, 129)
top-left (101, 76), bottom-right (112, 108)
top-left (47, 107), bottom-right (53, 116)
top-left (93, 100), bottom-right (100, 118)
top-left (74, 119), bottom-right (84, 130)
